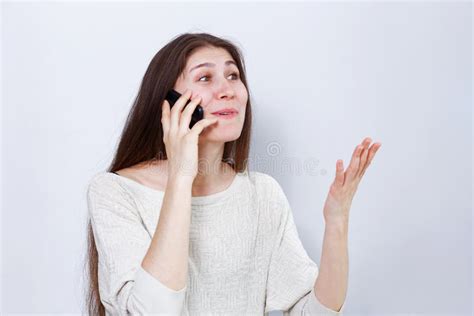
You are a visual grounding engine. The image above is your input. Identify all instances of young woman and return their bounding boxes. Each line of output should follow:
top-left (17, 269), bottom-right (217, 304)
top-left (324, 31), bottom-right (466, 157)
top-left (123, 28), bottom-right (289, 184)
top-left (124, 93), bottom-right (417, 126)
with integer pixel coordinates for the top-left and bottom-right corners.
top-left (85, 32), bottom-right (381, 315)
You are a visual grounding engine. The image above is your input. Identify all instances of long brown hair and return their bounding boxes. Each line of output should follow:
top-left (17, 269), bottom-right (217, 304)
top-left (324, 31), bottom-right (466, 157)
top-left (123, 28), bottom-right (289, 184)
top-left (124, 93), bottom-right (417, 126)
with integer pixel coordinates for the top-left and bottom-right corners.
top-left (84, 32), bottom-right (253, 316)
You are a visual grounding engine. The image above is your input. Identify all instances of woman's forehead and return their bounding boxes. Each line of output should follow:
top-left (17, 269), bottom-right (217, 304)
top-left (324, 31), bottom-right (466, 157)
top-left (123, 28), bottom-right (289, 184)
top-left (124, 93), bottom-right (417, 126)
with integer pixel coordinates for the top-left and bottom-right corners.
top-left (186, 47), bottom-right (235, 68)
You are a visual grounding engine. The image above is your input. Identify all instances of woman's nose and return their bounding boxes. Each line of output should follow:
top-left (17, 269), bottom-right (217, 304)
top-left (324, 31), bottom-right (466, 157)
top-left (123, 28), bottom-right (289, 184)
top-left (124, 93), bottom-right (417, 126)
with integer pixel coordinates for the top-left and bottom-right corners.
top-left (215, 79), bottom-right (235, 99)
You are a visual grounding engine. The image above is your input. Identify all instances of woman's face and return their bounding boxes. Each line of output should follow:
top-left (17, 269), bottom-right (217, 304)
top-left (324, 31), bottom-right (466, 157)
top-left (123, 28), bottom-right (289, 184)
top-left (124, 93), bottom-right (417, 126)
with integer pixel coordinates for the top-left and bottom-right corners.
top-left (173, 46), bottom-right (248, 143)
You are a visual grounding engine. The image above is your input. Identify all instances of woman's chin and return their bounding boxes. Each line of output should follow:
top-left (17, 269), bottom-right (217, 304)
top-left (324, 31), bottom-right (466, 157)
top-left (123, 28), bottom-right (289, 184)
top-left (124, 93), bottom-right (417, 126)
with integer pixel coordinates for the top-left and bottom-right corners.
top-left (199, 128), bottom-right (242, 143)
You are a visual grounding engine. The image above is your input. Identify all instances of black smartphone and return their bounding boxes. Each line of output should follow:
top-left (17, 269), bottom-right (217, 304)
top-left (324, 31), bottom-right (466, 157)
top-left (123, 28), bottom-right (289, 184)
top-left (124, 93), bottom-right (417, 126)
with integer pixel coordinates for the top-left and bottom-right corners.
top-left (165, 89), bottom-right (204, 129)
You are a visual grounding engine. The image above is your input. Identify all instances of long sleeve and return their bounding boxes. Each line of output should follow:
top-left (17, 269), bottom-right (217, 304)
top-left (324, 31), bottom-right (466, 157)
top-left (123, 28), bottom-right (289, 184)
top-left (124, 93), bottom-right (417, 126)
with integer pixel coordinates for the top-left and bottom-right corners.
top-left (86, 173), bottom-right (186, 315)
top-left (264, 176), bottom-right (345, 315)
top-left (285, 288), bottom-right (346, 315)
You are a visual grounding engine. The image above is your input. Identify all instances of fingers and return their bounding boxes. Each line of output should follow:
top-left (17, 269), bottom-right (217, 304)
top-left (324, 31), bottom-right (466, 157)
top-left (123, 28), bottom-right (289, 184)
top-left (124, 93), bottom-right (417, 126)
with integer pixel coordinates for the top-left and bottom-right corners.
top-left (188, 117), bottom-right (218, 139)
top-left (162, 88), bottom-right (217, 147)
top-left (161, 100), bottom-right (170, 143)
top-left (335, 159), bottom-right (345, 187)
top-left (345, 144), bottom-right (363, 182)
top-left (179, 95), bottom-right (202, 134)
top-left (360, 142), bottom-right (381, 178)
top-left (169, 89), bottom-right (192, 133)
top-left (357, 139), bottom-right (371, 178)
top-left (337, 137), bottom-right (382, 186)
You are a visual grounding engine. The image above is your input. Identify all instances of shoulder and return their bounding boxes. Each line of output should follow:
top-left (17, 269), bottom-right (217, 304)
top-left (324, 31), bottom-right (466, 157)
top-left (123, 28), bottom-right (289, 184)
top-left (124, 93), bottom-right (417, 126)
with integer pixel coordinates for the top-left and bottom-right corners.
top-left (86, 171), bottom-right (144, 227)
top-left (86, 171), bottom-right (138, 210)
top-left (246, 170), bottom-right (284, 190)
top-left (87, 171), bottom-right (120, 193)
top-left (245, 171), bottom-right (288, 204)
top-left (244, 171), bottom-right (292, 230)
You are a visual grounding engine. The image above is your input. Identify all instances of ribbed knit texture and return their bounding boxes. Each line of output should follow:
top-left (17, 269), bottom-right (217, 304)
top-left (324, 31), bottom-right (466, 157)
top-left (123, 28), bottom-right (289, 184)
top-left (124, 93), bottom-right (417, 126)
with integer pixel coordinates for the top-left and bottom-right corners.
top-left (86, 170), bottom-right (345, 315)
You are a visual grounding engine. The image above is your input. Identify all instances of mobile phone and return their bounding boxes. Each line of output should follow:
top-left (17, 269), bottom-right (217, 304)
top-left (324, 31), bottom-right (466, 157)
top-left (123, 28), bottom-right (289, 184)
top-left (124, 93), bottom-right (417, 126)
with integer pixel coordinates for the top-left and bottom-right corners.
top-left (165, 89), bottom-right (204, 129)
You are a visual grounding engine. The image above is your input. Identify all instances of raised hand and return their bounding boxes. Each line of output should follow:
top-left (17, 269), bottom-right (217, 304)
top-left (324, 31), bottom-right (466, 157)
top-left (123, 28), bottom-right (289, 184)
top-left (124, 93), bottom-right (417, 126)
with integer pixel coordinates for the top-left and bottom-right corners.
top-left (161, 89), bottom-right (218, 182)
top-left (322, 137), bottom-right (382, 223)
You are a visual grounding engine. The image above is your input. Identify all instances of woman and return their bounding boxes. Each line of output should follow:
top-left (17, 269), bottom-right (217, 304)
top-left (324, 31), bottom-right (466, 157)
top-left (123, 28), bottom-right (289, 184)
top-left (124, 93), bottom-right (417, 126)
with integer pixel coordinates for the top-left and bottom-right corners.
top-left (85, 32), bottom-right (381, 315)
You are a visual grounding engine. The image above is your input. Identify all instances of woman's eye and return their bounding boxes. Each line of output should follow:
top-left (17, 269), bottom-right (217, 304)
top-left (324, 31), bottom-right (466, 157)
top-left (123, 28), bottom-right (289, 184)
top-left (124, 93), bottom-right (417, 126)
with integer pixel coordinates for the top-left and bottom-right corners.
top-left (198, 73), bottom-right (240, 82)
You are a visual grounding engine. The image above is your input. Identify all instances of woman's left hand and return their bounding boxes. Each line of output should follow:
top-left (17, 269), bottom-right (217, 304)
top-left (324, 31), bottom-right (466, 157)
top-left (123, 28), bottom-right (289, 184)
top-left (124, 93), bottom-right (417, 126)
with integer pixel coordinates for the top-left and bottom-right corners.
top-left (323, 137), bottom-right (382, 223)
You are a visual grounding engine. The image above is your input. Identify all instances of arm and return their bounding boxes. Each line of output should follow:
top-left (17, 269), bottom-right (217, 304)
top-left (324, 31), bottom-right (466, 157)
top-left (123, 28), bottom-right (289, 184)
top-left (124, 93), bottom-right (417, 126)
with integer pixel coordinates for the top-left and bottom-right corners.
top-left (311, 137), bottom-right (380, 312)
top-left (282, 218), bottom-right (348, 316)
top-left (313, 218), bottom-right (348, 312)
top-left (145, 85), bottom-right (219, 292)
top-left (87, 174), bottom-right (192, 315)
top-left (264, 174), bottom-right (347, 315)
top-left (141, 176), bottom-right (193, 291)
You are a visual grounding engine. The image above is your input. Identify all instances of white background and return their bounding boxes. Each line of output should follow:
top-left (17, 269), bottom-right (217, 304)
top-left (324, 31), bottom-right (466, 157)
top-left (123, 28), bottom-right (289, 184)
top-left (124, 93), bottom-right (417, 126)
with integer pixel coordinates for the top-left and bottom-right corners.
top-left (1, 1), bottom-right (472, 315)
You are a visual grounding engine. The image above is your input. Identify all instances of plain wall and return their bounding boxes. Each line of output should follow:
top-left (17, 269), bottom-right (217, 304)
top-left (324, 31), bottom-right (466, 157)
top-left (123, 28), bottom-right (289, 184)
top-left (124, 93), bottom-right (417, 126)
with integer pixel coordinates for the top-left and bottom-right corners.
top-left (1, 1), bottom-right (472, 315)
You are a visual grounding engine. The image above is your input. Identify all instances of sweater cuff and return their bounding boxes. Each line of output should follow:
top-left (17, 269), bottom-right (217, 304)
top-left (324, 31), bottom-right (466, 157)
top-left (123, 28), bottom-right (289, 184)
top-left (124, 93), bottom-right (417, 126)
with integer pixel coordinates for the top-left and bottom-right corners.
top-left (129, 265), bottom-right (186, 314)
top-left (304, 287), bottom-right (345, 315)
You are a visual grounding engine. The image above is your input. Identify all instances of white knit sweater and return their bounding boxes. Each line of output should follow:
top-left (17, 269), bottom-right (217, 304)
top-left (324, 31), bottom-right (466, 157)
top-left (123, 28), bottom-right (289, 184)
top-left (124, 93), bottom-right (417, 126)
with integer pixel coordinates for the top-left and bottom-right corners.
top-left (86, 169), bottom-right (346, 315)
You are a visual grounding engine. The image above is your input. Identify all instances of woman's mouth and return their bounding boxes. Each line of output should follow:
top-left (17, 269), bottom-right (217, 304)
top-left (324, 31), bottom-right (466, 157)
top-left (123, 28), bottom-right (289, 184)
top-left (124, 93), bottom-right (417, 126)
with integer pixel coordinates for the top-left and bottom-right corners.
top-left (211, 109), bottom-right (239, 119)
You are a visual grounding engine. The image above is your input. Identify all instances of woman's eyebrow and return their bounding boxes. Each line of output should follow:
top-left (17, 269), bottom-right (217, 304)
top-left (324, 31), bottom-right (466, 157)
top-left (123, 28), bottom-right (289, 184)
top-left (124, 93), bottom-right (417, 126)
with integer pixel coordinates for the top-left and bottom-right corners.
top-left (189, 60), bottom-right (237, 73)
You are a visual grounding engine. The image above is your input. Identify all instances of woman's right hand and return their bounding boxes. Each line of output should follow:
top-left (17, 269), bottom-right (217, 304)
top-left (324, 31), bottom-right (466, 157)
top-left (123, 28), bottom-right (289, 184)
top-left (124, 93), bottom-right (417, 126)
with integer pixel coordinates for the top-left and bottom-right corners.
top-left (161, 89), bottom-right (218, 182)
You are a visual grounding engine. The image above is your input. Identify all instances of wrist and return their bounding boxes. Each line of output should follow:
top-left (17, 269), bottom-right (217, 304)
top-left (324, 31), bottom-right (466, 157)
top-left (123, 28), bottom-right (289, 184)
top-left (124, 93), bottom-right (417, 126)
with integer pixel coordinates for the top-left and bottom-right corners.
top-left (324, 215), bottom-right (349, 227)
top-left (167, 175), bottom-right (194, 190)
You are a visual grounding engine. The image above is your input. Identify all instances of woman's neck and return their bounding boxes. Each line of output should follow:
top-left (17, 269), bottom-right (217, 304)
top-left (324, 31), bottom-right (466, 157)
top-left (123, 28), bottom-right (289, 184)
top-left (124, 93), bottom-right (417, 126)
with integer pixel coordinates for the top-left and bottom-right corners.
top-left (192, 161), bottom-right (236, 196)
top-left (148, 159), bottom-right (236, 196)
